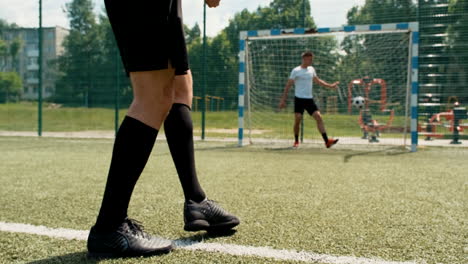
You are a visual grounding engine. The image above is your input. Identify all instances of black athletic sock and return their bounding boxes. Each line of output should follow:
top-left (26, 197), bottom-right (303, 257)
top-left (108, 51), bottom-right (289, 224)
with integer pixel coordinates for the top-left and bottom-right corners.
top-left (164, 103), bottom-right (206, 203)
top-left (322, 133), bottom-right (329, 143)
top-left (95, 116), bottom-right (158, 232)
top-left (294, 135), bottom-right (299, 142)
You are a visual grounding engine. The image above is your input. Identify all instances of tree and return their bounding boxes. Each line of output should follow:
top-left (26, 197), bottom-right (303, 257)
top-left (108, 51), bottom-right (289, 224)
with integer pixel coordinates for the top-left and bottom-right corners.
top-left (0, 71), bottom-right (22, 102)
top-left (55, 0), bottom-right (104, 106)
top-left (347, 0), bottom-right (417, 25)
top-left (92, 12), bottom-right (132, 107)
top-left (0, 19), bottom-right (22, 72)
top-left (224, 0), bottom-right (316, 55)
top-left (53, 0), bottom-right (321, 110)
top-left (0, 19), bottom-right (23, 103)
top-left (189, 0), bottom-right (317, 110)
top-left (342, 0), bottom-right (417, 110)
top-left (446, 0), bottom-right (468, 102)
top-left (185, 23), bottom-right (202, 45)
top-left (0, 40), bottom-right (7, 70)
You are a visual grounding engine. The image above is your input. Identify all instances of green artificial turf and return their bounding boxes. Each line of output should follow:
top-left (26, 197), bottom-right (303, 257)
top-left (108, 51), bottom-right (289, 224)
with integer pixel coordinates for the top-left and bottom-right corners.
top-left (0, 137), bottom-right (466, 263)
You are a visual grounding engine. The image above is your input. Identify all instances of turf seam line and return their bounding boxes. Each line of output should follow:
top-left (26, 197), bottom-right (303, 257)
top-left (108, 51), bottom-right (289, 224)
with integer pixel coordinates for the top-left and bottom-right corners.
top-left (0, 221), bottom-right (418, 264)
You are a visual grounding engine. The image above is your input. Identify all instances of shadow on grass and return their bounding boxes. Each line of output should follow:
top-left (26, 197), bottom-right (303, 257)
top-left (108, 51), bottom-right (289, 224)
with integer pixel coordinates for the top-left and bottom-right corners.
top-left (192, 141), bottom-right (416, 165)
top-left (175, 229), bottom-right (237, 248)
top-left (25, 230), bottom-right (237, 263)
top-left (26, 251), bottom-right (96, 264)
top-left (343, 146), bottom-right (411, 163)
top-left (262, 146), bottom-right (296, 151)
top-left (194, 144), bottom-right (242, 152)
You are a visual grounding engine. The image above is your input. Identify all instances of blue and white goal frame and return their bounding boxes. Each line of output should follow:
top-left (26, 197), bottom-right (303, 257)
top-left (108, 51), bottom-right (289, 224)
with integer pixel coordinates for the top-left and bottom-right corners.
top-left (238, 22), bottom-right (420, 151)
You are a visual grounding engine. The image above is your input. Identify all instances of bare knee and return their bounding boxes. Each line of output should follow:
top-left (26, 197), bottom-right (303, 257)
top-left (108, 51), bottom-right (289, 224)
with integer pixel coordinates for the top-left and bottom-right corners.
top-left (294, 114), bottom-right (302, 125)
top-left (131, 83), bottom-right (174, 113)
top-left (312, 112), bottom-right (323, 122)
top-left (127, 69), bottom-right (176, 129)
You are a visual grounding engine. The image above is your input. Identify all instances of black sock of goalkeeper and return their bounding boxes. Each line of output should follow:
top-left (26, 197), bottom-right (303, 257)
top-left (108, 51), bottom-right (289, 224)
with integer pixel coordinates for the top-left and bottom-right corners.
top-left (95, 116), bottom-right (158, 232)
top-left (295, 135), bottom-right (299, 142)
top-left (164, 103), bottom-right (206, 203)
top-left (322, 133), bottom-right (329, 142)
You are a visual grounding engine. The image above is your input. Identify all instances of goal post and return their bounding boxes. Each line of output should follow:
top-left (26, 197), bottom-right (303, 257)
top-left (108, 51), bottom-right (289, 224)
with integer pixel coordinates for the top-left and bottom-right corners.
top-left (238, 22), bottom-right (419, 151)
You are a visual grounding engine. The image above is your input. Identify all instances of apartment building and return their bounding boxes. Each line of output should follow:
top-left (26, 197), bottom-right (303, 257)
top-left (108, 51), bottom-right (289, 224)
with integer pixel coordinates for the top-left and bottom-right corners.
top-left (2, 26), bottom-right (69, 99)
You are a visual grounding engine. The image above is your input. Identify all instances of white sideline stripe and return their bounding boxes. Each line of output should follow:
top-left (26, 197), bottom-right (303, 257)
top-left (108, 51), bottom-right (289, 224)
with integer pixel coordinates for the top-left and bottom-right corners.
top-left (174, 240), bottom-right (416, 264)
top-left (0, 222), bottom-right (417, 264)
top-left (0, 222), bottom-right (89, 241)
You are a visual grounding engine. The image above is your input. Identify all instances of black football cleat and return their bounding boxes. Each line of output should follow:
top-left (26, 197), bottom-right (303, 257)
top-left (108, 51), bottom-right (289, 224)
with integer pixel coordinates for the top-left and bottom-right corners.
top-left (184, 199), bottom-right (240, 232)
top-left (87, 218), bottom-right (173, 258)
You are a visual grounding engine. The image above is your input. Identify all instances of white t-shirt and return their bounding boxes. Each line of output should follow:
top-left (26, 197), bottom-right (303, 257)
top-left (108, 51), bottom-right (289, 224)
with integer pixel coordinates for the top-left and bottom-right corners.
top-left (289, 66), bottom-right (316, 99)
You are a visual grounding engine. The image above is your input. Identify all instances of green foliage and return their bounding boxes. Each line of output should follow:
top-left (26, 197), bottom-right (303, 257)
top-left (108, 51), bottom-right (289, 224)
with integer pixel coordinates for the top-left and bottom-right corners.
top-left (8, 38), bottom-right (21, 59)
top-left (188, 31), bottom-right (240, 109)
top-left (188, 0), bottom-right (317, 109)
top-left (447, 0), bottom-right (468, 59)
top-left (185, 23), bottom-right (202, 45)
top-left (342, 1), bottom-right (417, 107)
top-left (224, 0), bottom-right (316, 55)
top-left (0, 71), bottom-right (22, 102)
top-left (346, 0), bottom-right (417, 25)
top-left (0, 18), bottom-right (19, 35)
top-left (55, 0), bottom-right (97, 105)
top-left (0, 19), bottom-right (22, 71)
top-left (0, 39), bottom-right (7, 59)
top-left (446, 0), bottom-right (468, 102)
top-left (347, 1), bottom-right (467, 103)
top-left (54, 0), bottom-right (125, 107)
top-left (51, 0), bottom-right (320, 109)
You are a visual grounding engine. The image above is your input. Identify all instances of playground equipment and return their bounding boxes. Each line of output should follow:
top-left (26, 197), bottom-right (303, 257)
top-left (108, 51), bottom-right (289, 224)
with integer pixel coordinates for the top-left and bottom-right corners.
top-left (452, 105), bottom-right (468, 144)
top-left (418, 93), bottom-right (442, 140)
top-left (192, 95), bottom-right (225, 112)
top-left (348, 77), bottom-right (388, 113)
top-left (418, 99), bottom-right (468, 144)
top-left (348, 77), bottom-right (395, 142)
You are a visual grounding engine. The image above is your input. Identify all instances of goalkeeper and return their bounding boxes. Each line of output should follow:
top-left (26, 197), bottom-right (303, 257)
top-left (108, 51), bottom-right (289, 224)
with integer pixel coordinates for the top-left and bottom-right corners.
top-left (279, 51), bottom-right (339, 148)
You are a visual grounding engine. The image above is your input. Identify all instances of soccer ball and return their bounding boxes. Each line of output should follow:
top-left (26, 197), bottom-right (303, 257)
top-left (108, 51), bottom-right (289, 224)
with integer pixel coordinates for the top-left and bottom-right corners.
top-left (352, 96), bottom-right (365, 109)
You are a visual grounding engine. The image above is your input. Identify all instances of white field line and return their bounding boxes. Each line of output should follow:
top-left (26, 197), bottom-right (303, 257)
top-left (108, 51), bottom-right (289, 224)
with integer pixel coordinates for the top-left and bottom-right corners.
top-left (1, 130), bottom-right (466, 147)
top-left (0, 221), bottom-right (418, 264)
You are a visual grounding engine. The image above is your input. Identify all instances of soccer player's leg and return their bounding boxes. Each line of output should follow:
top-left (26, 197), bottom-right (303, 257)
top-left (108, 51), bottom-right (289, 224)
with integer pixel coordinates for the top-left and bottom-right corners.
top-left (293, 113), bottom-right (302, 147)
top-left (89, 69), bottom-right (176, 258)
top-left (89, 1), bottom-right (178, 258)
top-left (166, 70), bottom-right (240, 232)
top-left (309, 105), bottom-right (338, 148)
top-left (293, 97), bottom-right (304, 147)
top-left (165, 70), bottom-right (206, 203)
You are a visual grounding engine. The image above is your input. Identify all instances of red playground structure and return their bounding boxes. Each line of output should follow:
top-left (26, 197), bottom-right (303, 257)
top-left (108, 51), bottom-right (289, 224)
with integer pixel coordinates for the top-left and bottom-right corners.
top-left (418, 100), bottom-right (468, 144)
top-left (348, 77), bottom-right (395, 142)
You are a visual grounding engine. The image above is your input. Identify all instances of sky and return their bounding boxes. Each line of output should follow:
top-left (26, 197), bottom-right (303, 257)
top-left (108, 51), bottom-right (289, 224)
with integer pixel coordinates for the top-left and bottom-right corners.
top-left (0, 0), bottom-right (366, 36)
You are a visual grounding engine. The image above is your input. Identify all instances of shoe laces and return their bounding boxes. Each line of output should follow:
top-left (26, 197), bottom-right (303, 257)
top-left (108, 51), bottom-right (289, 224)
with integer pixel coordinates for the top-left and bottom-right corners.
top-left (123, 218), bottom-right (151, 240)
top-left (206, 199), bottom-right (228, 217)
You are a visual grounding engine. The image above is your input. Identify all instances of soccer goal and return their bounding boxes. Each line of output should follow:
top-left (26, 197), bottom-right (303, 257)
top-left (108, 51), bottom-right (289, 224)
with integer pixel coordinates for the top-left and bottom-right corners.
top-left (238, 22), bottom-right (420, 151)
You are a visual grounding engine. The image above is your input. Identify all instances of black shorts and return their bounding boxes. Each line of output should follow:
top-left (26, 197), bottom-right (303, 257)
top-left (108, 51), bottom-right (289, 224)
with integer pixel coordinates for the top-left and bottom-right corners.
top-left (294, 97), bottom-right (319, 115)
top-left (104, 0), bottom-right (189, 76)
